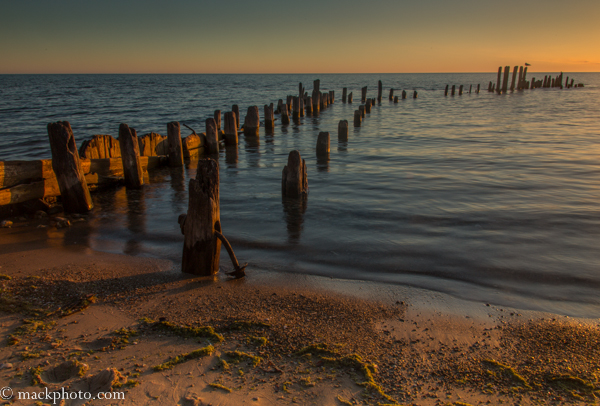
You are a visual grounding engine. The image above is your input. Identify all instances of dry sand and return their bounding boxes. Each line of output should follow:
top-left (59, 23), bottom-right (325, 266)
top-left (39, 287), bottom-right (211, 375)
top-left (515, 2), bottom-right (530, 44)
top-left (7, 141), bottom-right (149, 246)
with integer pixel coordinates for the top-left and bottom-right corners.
top-left (1, 220), bottom-right (599, 406)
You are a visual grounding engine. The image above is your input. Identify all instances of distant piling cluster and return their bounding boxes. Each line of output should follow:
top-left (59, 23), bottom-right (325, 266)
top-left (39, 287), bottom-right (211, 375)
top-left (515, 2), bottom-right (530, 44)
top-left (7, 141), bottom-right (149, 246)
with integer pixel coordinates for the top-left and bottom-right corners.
top-left (485, 66), bottom-right (583, 93)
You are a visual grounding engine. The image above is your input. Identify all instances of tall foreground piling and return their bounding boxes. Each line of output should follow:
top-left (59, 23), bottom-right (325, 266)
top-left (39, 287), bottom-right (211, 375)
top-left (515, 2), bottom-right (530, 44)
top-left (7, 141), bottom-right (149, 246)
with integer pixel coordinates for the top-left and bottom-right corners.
top-left (282, 150), bottom-right (308, 198)
top-left (181, 158), bottom-right (221, 276)
top-left (47, 121), bottom-right (93, 213)
top-left (118, 123), bottom-right (144, 189)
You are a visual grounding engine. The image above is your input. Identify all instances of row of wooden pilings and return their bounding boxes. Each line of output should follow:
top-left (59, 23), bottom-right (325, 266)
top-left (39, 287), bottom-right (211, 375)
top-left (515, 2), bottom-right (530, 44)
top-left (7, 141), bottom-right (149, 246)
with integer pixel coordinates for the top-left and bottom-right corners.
top-left (487, 66), bottom-right (583, 93)
top-left (444, 84), bottom-right (481, 96)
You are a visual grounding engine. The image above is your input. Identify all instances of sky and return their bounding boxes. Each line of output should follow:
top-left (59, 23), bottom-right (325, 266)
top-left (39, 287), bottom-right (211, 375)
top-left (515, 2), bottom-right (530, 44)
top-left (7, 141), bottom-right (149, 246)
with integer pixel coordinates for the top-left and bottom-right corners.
top-left (1, 0), bottom-right (599, 74)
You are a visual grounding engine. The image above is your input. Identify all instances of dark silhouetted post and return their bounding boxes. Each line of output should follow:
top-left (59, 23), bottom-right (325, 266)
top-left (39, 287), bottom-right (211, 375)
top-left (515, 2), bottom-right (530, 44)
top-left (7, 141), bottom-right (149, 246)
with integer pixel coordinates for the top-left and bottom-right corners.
top-left (224, 111), bottom-right (238, 145)
top-left (167, 121), bottom-right (184, 167)
top-left (118, 123), bottom-right (144, 189)
top-left (282, 150), bottom-right (307, 198)
top-left (342, 87), bottom-right (347, 103)
top-left (205, 118), bottom-right (219, 154)
top-left (316, 132), bottom-right (330, 158)
top-left (377, 80), bottom-right (382, 103)
top-left (232, 105), bottom-right (240, 129)
top-left (243, 106), bottom-right (260, 136)
top-left (214, 110), bottom-right (221, 131)
top-left (338, 120), bottom-right (348, 142)
top-left (354, 110), bottom-right (362, 127)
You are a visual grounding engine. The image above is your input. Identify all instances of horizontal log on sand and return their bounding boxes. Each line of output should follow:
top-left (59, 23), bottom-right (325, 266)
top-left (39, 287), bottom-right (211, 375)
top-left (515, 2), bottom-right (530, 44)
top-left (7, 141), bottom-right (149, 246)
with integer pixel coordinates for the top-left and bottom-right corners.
top-left (0, 156), bottom-right (164, 206)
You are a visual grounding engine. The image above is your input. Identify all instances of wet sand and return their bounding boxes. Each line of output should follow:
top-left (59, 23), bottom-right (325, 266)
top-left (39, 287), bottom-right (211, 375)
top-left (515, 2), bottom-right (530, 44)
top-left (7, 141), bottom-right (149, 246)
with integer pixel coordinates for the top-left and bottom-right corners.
top-left (1, 220), bottom-right (599, 405)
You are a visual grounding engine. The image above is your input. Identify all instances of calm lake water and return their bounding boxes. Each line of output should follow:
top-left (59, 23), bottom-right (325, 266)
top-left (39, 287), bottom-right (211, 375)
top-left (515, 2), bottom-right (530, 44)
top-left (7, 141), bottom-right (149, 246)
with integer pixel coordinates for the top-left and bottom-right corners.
top-left (1, 73), bottom-right (599, 317)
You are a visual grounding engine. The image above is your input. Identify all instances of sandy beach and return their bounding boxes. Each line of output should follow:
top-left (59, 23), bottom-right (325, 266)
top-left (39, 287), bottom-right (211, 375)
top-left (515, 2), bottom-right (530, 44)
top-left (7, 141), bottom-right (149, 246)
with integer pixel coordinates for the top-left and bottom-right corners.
top-left (1, 217), bottom-right (599, 406)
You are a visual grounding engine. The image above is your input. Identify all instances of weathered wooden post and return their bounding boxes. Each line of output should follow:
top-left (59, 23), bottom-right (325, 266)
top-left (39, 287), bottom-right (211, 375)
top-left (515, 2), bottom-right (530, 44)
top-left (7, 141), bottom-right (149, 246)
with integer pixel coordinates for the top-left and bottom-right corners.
top-left (517, 66), bottom-right (524, 90)
top-left (510, 66), bottom-right (518, 91)
top-left (264, 105), bottom-right (274, 131)
top-left (501, 66), bottom-right (509, 93)
top-left (348, 92), bottom-right (353, 103)
top-left (389, 88), bottom-right (394, 100)
top-left (451, 85), bottom-right (455, 96)
top-left (205, 118), bottom-right (219, 154)
top-left (232, 105), bottom-right (240, 129)
top-left (282, 150), bottom-right (308, 198)
top-left (286, 95), bottom-right (293, 114)
top-left (476, 84), bottom-right (480, 93)
top-left (243, 106), bottom-right (260, 136)
top-left (377, 80), bottom-right (383, 103)
top-left (338, 120), bottom-right (348, 142)
top-left (393, 96), bottom-right (399, 103)
top-left (488, 81), bottom-right (492, 92)
top-left (361, 86), bottom-right (367, 103)
top-left (281, 104), bottom-right (290, 125)
top-left (224, 112), bottom-right (238, 144)
top-left (413, 90), bottom-right (418, 99)
top-left (402, 90), bottom-right (407, 99)
top-left (523, 67), bottom-right (528, 87)
top-left (47, 121), bottom-right (93, 213)
top-left (316, 132), bottom-right (330, 158)
top-left (359, 105), bottom-right (365, 118)
top-left (167, 121), bottom-right (184, 167)
top-left (354, 110), bottom-right (362, 127)
top-left (496, 66), bottom-right (502, 94)
top-left (181, 158), bottom-right (221, 276)
top-left (214, 110), bottom-right (221, 131)
top-left (292, 97), bottom-right (300, 120)
top-left (365, 99), bottom-right (372, 114)
top-left (276, 99), bottom-right (283, 114)
top-left (312, 79), bottom-right (321, 113)
top-left (469, 84), bottom-right (472, 94)
top-left (342, 87), bottom-right (347, 103)
top-left (118, 123), bottom-right (144, 189)
top-left (459, 85), bottom-right (464, 96)
top-left (570, 78), bottom-right (574, 88)
top-left (329, 90), bottom-right (335, 104)
top-left (445, 85), bottom-right (449, 96)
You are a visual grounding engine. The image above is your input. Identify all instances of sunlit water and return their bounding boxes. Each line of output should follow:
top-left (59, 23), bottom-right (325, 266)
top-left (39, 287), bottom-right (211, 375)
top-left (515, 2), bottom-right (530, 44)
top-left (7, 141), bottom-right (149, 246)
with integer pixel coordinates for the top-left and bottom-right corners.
top-left (1, 73), bottom-right (599, 317)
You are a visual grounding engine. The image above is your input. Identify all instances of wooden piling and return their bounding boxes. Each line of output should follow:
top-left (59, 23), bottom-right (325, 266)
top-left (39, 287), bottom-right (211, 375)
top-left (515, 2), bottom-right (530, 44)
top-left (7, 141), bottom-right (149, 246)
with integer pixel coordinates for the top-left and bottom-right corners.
top-left (502, 65), bottom-right (510, 94)
top-left (312, 80), bottom-right (321, 113)
top-left (445, 85), bottom-right (449, 96)
top-left (224, 111), bottom-right (238, 145)
top-left (205, 118), bottom-right (219, 154)
top-left (402, 90), bottom-right (407, 99)
top-left (389, 88), bottom-right (394, 100)
top-left (354, 110), bottom-right (362, 127)
top-left (377, 80), bottom-right (383, 103)
top-left (393, 96), bottom-right (399, 103)
top-left (338, 120), bottom-right (348, 142)
top-left (316, 132), bottom-right (330, 158)
top-left (469, 84), bottom-right (472, 94)
top-left (518, 66), bottom-right (524, 90)
top-left (305, 98), bottom-right (313, 116)
top-left (232, 105), bottom-right (240, 129)
top-left (181, 158), bottom-right (221, 276)
top-left (118, 123), bottom-right (144, 189)
top-left (292, 97), bottom-right (300, 120)
top-left (477, 84), bottom-right (480, 94)
top-left (243, 106), bottom-right (260, 136)
top-left (329, 90), bottom-right (335, 104)
top-left (451, 85), bottom-right (455, 96)
top-left (359, 105), bottom-right (365, 118)
top-left (496, 66), bottom-right (502, 94)
top-left (459, 85), bottom-right (464, 96)
top-left (167, 121), bottom-right (184, 167)
top-left (214, 110), bottom-right (221, 131)
top-left (348, 92), bottom-right (353, 103)
top-left (47, 121), bottom-right (93, 213)
top-left (361, 86), bottom-right (367, 103)
top-left (510, 66), bottom-right (518, 91)
top-left (281, 104), bottom-right (290, 125)
top-left (281, 150), bottom-right (308, 198)
top-left (276, 99), bottom-right (283, 114)
top-left (264, 105), bottom-right (275, 131)
top-left (342, 87), bottom-right (347, 103)
top-left (365, 99), bottom-right (372, 114)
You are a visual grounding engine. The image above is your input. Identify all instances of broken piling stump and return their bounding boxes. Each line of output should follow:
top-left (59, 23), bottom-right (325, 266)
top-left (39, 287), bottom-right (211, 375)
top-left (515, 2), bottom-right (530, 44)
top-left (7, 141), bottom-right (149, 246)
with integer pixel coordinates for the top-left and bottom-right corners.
top-left (342, 87), bottom-right (347, 103)
top-left (214, 110), bottom-right (221, 131)
top-left (316, 132), bottom-right (330, 158)
top-left (361, 86), bottom-right (367, 103)
top-left (354, 110), bottom-right (362, 127)
top-left (181, 158), bottom-right (221, 276)
top-left (47, 121), bottom-right (93, 213)
top-left (338, 120), bottom-right (348, 142)
top-left (264, 105), bottom-right (274, 131)
top-left (389, 88), bottom-right (394, 100)
top-left (348, 92), bottom-right (353, 103)
top-left (243, 106), bottom-right (260, 136)
top-left (402, 90), bottom-right (407, 99)
top-left (232, 105), bottom-right (240, 129)
top-left (205, 118), bottom-right (220, 154)
top-left (282, 150), bottom-right (308, 198)
top-left (281, 104), bottom-right (290, 125)
top-left (224, 112), bottom-right (238, 145)
top-left (167, 121), bottom-right (184, 167)
top-left (118, 123), bottom-right (144, 189)
top-left (377, 80), bottom-right (382, 102)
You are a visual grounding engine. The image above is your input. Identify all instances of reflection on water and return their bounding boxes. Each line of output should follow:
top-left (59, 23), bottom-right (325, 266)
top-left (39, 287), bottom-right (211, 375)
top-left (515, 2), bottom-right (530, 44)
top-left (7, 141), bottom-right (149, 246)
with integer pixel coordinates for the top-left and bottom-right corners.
top-left (125, 188), bottom-right (145, 255)
top-left (225, 144), bottom-right (238, 167)
top-left (282, 195), bottom-right (307, 244)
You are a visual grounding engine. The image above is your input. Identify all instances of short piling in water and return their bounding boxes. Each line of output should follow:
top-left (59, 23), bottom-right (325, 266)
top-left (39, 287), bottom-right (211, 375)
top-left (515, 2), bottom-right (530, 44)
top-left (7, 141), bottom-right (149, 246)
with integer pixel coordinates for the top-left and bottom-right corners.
top-left (459, 85), bottom-right (464, 96)
top-left (451, 85), bottom-right (455, 96)
top-left (445, 85), bottom-right (449, 96)
top-left (232, 105), bottom-right (240, 129)
top-left (510, 66), bottom-right (518, 91)
top-left (502, 66), bottom-right (510, 94)
top-left (316, 132), bottom-right (330, 158)
top-left (292, 97), bottom-right (300, 121)
top-left (342, 87), bottom-right (347, 103)
top-left (359, 105), bottom-right (365, 118)
top-left (413, 90), bottom-right (418, 99)
top-left (312, 79), bottom-right (321, 113)
top-left (361, 86), bottom-right (367, 103)
top-left (329, 90), bottom-right (335, 104)
top-left (338, 120), bottom-right (348, 142)
top-left (214, 110), bottom-right (221, 131)
top-left (469, 84), bottom-right (472, 94)
top-left (402, 90), bottom-right (407, 99)
top-left (496, 66), bottom-right (502, 94)
top-left (167, 121), bottom-right (184, 167)
top-left (305, 98), bottom-right (313, 116)
top-left (118, 123), bottom-right (144, 189)
top-left (393, 96), bottom-right (399, 103)
top-left (205, 118), bottom-right (219, 154)
top-left (181, 158), bottom-right (221, 276)
top-left (281, 104), bottom-right (290, 125)
top-left (365, 99), bottom-right (372, 114)
top-left (477, 84), bottom-right (480, 93)
top-left (354, 110), bottom-right (362, 127)
top-left (390, 88), bottom-right (394, 100)
top-left (377, 80), bottom-right (383, 103)
top-left (282, 150), bottom-right (308, 198)
top-left (348, 92), bottom-right (353, 103)
top-left (224, 111), bottom-right (238, 144)
top-left (264, 105), bottom-right (274, 132)
top-left (243, 106), bottom-right (260, 137)
top-left (47, 121), bottom-right (94, 213)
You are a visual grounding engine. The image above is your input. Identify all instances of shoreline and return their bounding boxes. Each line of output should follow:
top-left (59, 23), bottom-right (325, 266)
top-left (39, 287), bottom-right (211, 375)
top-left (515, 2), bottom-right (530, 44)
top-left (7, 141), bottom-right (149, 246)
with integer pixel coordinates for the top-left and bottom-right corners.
top-left (1, 225), bottom-right (599, 405)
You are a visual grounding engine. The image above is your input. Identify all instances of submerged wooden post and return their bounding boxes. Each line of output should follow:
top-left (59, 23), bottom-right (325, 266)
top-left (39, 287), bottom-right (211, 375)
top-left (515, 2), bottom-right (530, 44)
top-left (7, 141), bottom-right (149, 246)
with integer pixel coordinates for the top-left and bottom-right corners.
top-left (354, 110), bottom-right (362, 127)
top-left (118, 123), bottom-right (144, 189)
top-left (281, 104), bottom-right (290, 125)
top-left (305, 98), bottom-right (313, 116)
top-left (361, 86), bottom-right (367, 103)
top-left (47, 121), bottom-right (93, 213)
top-left (445, 85), bottom-right (449, 96)
top-left (393, 96), bottom-right (399, 103)
top-left (264, 105), bottom-right (274, 131)
top-left (348, 92), bottom-right (353, 103)
top-left (377, 80), bottom-right (383, 102)
top-left (338, 120), bottom-right (348, 142)
top-left (342, 87), bottom-right (347, 103)
top-left (205, 118), bottom-right (219, 154)
top-left (276, 99), bottom-right (283, 114)
top-left (518, 66), bottom-right (524, 90)
top-left (167, 121), bottom-right (184, 167)
top-left (501, 66), bottom-right (509, 93)
top-left (224, 112), bottom-right (238, 144)
top-left (282, 150), bottom-right (308, 198)
top-left (413, 90), bottom-right (418, 99)
top-left (181, 158), bottom-right (221, 276)
top-left (312, 79), bottom-right (321, 113)
top-left (365, 99), bottom-right (372, 113)
top-left (316, 132), bottom-right (330, 158)
top-left (496, 66), bottom-right (502, 94)
top-left (510, 66), bottom-right (518, 91)
top-left (359, 105), bottom-right (365, 118)
top-left (389, 88), bottom-right (394, 100)
top-left (402, 90), bottom-right (407, 99)
top-left (451, 85), bottom-right (455, 96)
top-left (329, 90), bottom-right (335, 104)
top-left (459, 85), bottom-right (464, 96)
top-left (292, 97), bottom-right (300, 120)
top-left (469, 84), bottom-right (472, 94)
top-left (232, 105), bottom-right (240, 129)
top-left (214, 110), bottom-right (221, 131)
top-left (244, 106), bottom-right (260, 136)
top-left (477, 84), bottom-right (480, 93)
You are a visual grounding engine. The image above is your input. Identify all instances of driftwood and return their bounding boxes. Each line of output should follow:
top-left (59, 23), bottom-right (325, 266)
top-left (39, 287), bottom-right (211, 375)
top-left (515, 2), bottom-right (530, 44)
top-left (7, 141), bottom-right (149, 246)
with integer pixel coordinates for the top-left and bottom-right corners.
top-left (282, 150), bottom-right (307, 198)
top-left (47, 121), bottom-right (93, 213)
top-left (181, 158), bottom-right (221, 276)
top-left (167, 122), bottom-right (184, 167)
top-left (118, 123), bottom-right (144, 189)
top-left (215, 231), bottom-right (247, 279)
